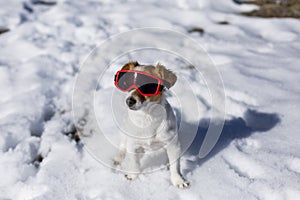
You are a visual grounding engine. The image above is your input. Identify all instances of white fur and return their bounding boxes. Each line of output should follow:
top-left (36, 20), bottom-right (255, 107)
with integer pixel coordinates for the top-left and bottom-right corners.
top-left (113, 93), bottom-right (189, 188)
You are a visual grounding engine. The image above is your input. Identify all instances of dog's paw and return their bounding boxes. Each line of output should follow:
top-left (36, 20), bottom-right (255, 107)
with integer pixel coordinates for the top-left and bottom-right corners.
top-left (112, 152), bottom-right (125, 166)
top-left (125, 174), bottom-right (138, 181)
top-left (171, 176), bottom-right (190, 189)
top-left (112, 158), bottom-right (121, 166)
top-left (176, 180), bottom-right (190, 189)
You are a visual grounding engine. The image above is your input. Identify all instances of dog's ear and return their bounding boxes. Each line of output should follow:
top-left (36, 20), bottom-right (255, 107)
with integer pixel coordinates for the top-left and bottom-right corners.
top-left (121, 61), bottom-right (139, 70)
top-left (155, 63), bottom-right (177, 89)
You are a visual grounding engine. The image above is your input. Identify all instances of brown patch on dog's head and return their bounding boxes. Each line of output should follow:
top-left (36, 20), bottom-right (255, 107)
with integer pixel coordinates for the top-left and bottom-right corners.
top-left (121, 61), bottom-right (139, 70)
top-left (154, 63), bottom-right (177, 89)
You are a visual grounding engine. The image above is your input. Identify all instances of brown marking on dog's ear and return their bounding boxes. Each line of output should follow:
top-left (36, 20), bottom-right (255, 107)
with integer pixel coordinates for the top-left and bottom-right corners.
top-left (142, 65), bottom-right (156, 74)
top-left (155, 63), bottom-right (177, 88)
top-left (121, 61), bottom-right (139, 70)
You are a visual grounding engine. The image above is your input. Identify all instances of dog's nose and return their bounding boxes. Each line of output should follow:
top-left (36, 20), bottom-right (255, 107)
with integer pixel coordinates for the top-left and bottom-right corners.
top-left (126, 97), bottom-right (136, 107)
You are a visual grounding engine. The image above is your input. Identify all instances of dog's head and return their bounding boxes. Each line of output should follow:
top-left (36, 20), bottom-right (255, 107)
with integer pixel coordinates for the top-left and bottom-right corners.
top-left (119, 61), bottom-right (177, 110)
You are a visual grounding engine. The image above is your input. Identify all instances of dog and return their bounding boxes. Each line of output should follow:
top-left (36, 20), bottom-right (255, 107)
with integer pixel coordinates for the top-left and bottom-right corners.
top-left (113, 61), bottom-right (189, 188)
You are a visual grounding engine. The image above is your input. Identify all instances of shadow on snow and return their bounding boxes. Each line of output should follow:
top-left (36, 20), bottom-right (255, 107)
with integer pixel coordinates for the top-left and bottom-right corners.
top-left (179, 109), bottom-right (280, 174)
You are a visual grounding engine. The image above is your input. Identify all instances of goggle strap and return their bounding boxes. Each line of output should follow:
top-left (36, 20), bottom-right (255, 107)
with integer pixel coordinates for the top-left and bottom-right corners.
top-left (162, 81), bottom-right (170, 89)
top-left (159, 85), bottom-right (164, 92)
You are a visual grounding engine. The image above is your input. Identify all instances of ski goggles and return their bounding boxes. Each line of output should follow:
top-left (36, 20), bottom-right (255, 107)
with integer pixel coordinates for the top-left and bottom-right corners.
top-left (114, 70), bottom-right (165, 96)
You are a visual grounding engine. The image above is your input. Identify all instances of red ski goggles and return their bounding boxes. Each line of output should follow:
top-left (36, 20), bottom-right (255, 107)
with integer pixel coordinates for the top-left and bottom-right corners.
top-left (114, 70), bottom-right (165, 96)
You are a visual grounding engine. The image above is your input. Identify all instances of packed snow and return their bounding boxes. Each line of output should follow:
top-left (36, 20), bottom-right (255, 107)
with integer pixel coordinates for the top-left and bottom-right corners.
top-left (0, 0), bottom-right (300, 199)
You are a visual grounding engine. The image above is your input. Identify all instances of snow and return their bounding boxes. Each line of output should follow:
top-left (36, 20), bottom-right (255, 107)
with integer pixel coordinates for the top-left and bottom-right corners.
top-left (0, 0), bottom-right (300, 199)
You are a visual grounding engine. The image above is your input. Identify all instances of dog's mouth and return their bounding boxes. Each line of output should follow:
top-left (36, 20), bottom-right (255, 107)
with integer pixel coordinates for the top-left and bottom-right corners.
top-left (128, 106), bottom-right (137, 110)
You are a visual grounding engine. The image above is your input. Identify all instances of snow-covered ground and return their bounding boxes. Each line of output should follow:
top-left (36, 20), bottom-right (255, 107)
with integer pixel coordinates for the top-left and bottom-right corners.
top-left (0, 0), bottom-right (300, 199)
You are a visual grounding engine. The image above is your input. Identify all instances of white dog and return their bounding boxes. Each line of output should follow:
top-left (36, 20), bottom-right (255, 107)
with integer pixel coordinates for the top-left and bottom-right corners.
top-left (113, 61), bottom-right (189, 188)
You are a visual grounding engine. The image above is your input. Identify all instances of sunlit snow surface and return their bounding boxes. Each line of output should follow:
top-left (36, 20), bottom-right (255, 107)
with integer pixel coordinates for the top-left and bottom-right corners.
top-left (0, 0), bottom-right (300, 199)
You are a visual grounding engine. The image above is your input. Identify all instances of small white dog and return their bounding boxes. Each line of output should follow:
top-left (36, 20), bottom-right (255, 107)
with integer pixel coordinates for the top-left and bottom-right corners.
top-left (113, 61), bottom-right (189, 188)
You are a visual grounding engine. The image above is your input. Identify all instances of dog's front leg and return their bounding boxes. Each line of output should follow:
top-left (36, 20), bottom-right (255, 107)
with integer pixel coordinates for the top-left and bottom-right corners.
top-left (166, 136), bottom-right (190, 188)
top-left (113, 133), bottom-right (127, 166)
top-left (125, 146), bottom-right (144, 180)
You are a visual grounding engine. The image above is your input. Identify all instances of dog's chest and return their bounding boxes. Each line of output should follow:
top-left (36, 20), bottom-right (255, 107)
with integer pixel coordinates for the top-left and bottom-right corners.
top-left (122, 102), bottom-right (177, 149)
top-left (126, 109), bottom-right (165, 137)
